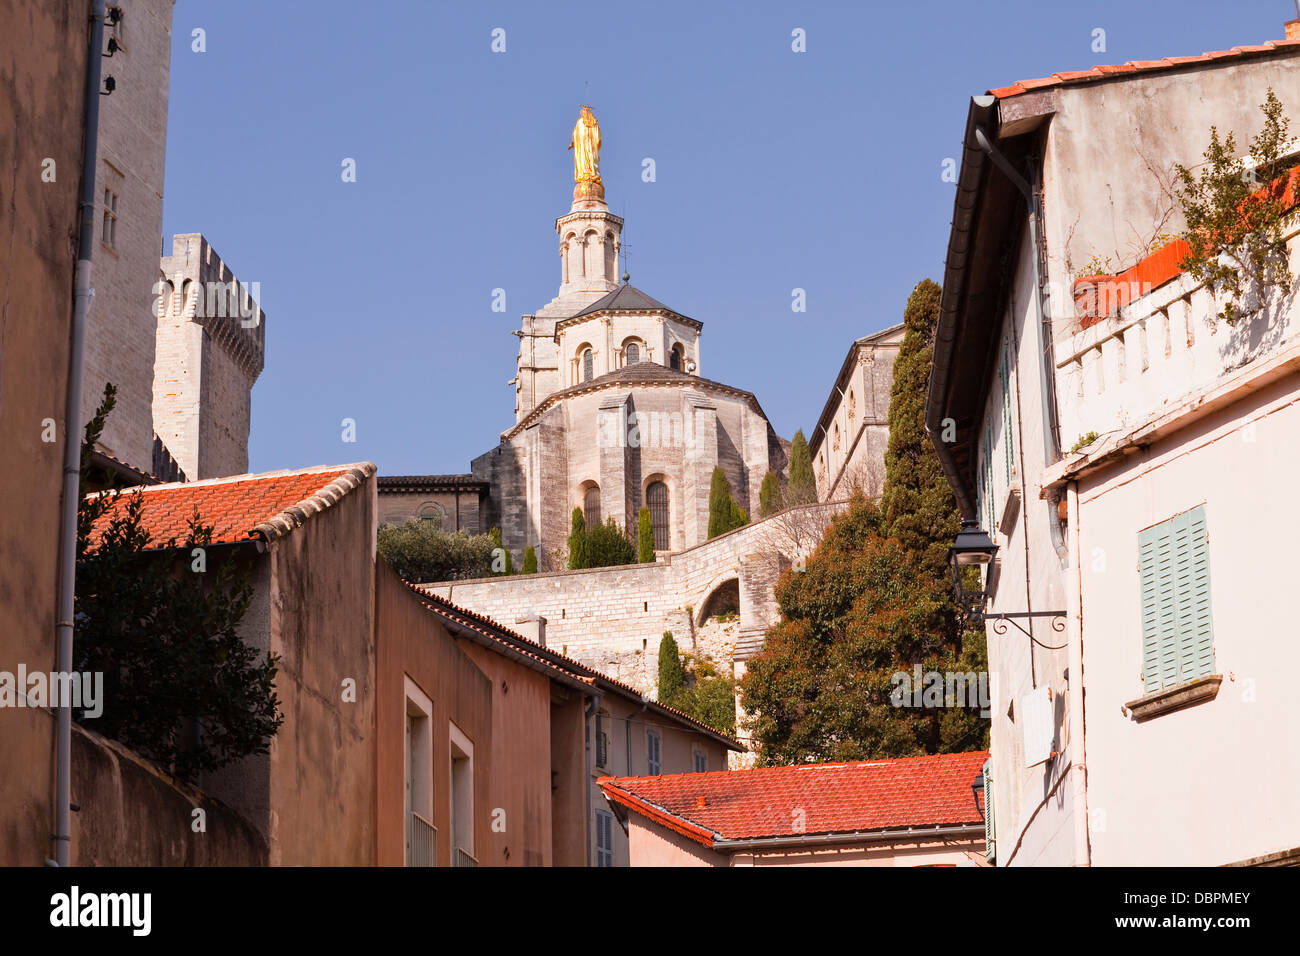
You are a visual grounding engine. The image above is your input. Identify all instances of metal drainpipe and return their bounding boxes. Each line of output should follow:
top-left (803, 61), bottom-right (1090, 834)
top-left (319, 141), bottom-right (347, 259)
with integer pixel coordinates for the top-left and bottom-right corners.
top-left (51, 0), bottom-right (107, 868)
top-left (1065, 480), bottom-right (1091, 866)
top-left (584, 691), bottom-right (601, 867)
top-left (973, 127), bottom-right (1069, 565)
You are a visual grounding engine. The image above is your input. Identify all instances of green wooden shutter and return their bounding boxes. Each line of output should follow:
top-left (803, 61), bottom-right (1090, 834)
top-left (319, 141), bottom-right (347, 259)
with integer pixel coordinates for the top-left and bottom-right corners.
top-left (1173, 506), bottom-right (1214, 683)
top-left (1138, 506), bottom-right (1215, 694)
top-left (1000, 345), bottom-right (1014, 483)
top-left (982, 761), bottom-right (995, 864)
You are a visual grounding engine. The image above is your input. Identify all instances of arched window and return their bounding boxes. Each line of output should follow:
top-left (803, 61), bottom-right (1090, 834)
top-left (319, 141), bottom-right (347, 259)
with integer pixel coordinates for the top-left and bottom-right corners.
top-left (626, 343), bottom-right (639, 364)
top-left (419, 504), bottom-right (443, 526)
top-left (584, 484), bottom-right (601, 526)
top-left (669, 345), bottom-right (683, 371)
top-left (832, 422), bottom-right (840, 451)
top-left (646, 481), bottom-right (669, 550)
top-left (582, 348), bottom-right (593, 383)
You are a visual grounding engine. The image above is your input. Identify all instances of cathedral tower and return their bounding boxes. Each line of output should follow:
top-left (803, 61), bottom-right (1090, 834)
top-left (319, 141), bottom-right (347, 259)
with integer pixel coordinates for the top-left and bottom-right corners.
top-left (513, 107), bottom-right (625, 422)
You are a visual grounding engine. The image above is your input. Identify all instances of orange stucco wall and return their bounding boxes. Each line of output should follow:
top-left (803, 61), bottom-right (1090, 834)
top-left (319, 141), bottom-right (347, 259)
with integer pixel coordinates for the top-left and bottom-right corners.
top-left (0, 0), bottom-right (87, 866)
top-left (374, 562), bottom-right (493, 866)
top-left (457, 641), bottom-right (555, 866)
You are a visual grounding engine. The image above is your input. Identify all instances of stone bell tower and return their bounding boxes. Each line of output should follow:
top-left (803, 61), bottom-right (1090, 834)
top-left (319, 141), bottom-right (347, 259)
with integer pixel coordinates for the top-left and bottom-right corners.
top-left (513, 106), bottom-right (624, 423)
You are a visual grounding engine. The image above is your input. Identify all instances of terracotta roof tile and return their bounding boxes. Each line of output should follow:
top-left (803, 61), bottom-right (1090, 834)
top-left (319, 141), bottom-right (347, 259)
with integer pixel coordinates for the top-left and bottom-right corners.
top-left (990, 39), bottom-right (1299, 99)
top-left (599, 750), bottom-right (989, 848)
top-left (85, 463), bottom-right (375, 550)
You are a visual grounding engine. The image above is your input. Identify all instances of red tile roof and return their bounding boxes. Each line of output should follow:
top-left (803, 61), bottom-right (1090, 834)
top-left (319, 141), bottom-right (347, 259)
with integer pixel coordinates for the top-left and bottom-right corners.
top-left (989, 38), bottom-right (1300, 99)
top-left (599, 750), bottom-right (989, 848)
top-left (85, 463), bottom-right (375, 550)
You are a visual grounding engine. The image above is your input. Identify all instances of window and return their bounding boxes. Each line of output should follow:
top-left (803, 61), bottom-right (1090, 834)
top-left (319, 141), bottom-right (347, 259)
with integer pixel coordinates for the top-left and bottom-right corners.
top-left (419, 504), bottom-right (442, 524)
top-left (404, 678), bottom-right (435, 867)
top-left (670, 345), bottom-right (683, 371)
top-left (982, 760), bottom-right (995, 865)
top-left (595, 810), bottom-right (614, 867)
top-left (584, 484), bottom-right (601, 526)
top-left (625, 343), bottom-right (639, 364)
top-left (693, 751), bottom-right (707, 773)
top-left (582, 348), bottom-right (593, 383)
top-left (999, 343), bottom-right (1015, 482)
top-left (832, 422), bottom-right (840, 451)
top-left (1138, 505), bottom-right (1216, 695)
top-left (848, 390), bottom-right (856, 424)
top-left (646, 481), bottom-right (669, 550)
top-left (102, 188), bottom-right (118, 249)
top-left (595, 711), bottom-right (609, 768)
top-left (449, 723), bottom-right (475, 866)
top-left (646, 729), bottom-right (661, 775)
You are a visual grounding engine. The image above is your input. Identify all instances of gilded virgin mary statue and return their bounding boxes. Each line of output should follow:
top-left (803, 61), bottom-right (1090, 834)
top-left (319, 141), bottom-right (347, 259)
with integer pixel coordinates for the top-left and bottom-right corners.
top-left (569, 105), bottom-right (603, 200)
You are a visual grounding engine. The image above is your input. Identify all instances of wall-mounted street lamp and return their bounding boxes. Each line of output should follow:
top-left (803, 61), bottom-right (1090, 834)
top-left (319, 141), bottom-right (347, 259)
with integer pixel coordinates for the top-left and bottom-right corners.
top-left (948, 519), bottom-right (997, 622)
top-left (947, 520), bottom-right (1066, 639)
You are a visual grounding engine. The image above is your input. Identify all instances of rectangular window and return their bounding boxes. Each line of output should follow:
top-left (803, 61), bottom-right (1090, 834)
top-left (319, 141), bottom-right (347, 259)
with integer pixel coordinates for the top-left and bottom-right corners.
top-left (595, 810), bottom-right (614, 867)
top-left (647, 729), bottom-right (661, 776)
top-left (449, 722), bottom-right (476, 867)
top-left (693, 751), bottom-right (707, 773)
top-left (403, 677), bottom-right (435, 867)
top-left (982, 760), bottom-right (995, 865)
top-left (1000, 343), bottom-right (1015, 483)
top-left (595, 712), bottom-right (608, 769)
top-left (102, 188), bottom-right (118, 249)
top-left (983, 424), bottom-right (996, 540)
top-left (1138, 505), bottom-right (1215, 694)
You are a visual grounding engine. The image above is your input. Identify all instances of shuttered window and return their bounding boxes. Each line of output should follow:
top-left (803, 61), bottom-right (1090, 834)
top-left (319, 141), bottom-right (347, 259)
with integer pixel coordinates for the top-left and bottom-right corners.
top-left (595, 810), bottom-right (614, 867)
top-left (982, 761), bottom-right (995, 864)
top-left (1138, 505), bottom-right (1215, 695)
top-left (647, 730), bottom-right (662, 775)
top-left (983, 424), bottom-right (996, 540)
top-left (999, 344), bottom-right (1015, 482)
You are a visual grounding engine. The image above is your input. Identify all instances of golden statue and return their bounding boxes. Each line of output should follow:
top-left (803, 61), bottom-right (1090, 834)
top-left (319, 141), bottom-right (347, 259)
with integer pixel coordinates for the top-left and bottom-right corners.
top-left (569, 105), bottom-right (604, 202)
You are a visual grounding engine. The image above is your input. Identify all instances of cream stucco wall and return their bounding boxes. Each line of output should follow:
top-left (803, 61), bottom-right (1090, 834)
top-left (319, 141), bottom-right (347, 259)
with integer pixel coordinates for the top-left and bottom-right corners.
top-left (1075, 373), bottom-right (1300, 866)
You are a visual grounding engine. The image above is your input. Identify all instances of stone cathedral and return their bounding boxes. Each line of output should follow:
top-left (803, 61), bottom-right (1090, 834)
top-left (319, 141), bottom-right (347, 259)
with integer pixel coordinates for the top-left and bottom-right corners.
top-left (380, 108), bottom-right (791, 569)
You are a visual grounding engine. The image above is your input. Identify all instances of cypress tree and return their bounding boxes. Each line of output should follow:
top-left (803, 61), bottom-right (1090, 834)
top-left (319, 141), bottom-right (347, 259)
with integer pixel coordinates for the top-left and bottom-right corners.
top-left (878, 278), bottom-right (962, 579)
top-left (522, 545), bottom-right (537, 574)
top-left (759, 471), bottom-right (783, 517)
top-left (707, 467), bottom-right (748, 539)
top-left (787, 429), bottom-right (816, 505)
top-left (740, 278), bottom-right (988, 765)
top-left (637, 506), bottom-right (655, 562)
top-left (567, 508), bottom-right (588, 570)
top-left (657, 632), bottom-right (684, 706)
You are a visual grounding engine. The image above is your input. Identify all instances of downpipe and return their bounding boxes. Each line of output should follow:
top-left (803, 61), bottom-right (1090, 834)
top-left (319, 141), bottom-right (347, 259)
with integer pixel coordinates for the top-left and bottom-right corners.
top-left (51, 0), bottom-right (107, 868)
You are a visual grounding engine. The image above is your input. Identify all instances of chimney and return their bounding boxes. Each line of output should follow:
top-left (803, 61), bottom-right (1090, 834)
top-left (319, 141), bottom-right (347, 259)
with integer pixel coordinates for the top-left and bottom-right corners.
top-left (1289, 3), bottom-right (1300, 40)
top-left (515, 613), bottom-right (547, 647)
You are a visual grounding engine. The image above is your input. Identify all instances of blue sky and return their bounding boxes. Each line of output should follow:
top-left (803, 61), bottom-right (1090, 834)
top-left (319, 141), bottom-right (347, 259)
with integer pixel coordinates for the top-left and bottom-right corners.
top-left (162, 0), bottom-right (1294, 475)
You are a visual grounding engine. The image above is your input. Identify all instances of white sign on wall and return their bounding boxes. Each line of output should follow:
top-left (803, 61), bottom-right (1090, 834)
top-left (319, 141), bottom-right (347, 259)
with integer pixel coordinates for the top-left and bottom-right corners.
top-left (1021, 685), bottom-right (1055, 768)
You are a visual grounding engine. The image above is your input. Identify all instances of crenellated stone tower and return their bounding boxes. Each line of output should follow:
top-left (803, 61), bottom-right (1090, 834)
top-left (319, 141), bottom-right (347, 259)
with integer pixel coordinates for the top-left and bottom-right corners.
top-left (152, 234), bottom-right (266, 480)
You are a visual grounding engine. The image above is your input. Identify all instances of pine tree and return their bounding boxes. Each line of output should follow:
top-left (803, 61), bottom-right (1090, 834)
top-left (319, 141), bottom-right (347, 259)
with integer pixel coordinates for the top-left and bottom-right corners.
top-left (637, 506), bottom-right (655, 563)
top-left (707, 467), bottom-right (749, 539)
top-left (657, 631), bottom-right (684, 705)
top-left (522, 546), bottom-right (537, 574)
top-left (759, 471), bottom-right (783, 517)
top-left (567, 508), bottom-right (588, 570)
top-left (787, 429), bottom-right (816, 505)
